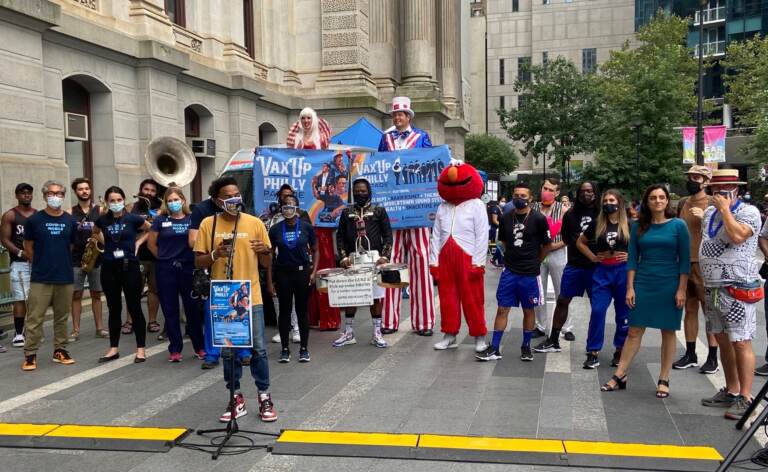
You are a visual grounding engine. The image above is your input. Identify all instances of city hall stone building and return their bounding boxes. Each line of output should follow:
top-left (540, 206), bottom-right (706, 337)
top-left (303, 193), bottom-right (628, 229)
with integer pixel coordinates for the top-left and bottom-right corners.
top-left (0, 0), bottom-right (469, 209)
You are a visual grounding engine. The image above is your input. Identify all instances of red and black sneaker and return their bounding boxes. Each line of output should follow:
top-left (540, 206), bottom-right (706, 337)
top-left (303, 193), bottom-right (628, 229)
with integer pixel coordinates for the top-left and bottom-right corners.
top-left (258, 393), bottom-right (278, 422)
top-left (219, 393), bottom-right (247, 423)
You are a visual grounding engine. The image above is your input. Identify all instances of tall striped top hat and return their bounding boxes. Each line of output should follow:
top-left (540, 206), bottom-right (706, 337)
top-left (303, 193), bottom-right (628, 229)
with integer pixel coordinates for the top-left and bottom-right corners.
top-left (710, 169), bottom-right (746, 185)
top-left (390, 96), bottom-right (415, 118)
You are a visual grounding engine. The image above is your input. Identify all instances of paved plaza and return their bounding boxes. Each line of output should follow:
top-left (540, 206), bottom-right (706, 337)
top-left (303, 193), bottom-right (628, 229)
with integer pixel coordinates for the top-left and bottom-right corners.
top-left (0, 267), bottom-right (763, 471)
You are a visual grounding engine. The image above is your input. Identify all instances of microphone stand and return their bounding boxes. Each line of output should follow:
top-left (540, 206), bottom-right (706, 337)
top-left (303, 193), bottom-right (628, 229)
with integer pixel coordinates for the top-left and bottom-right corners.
top-left (196, 209), bottom-right (272, 459)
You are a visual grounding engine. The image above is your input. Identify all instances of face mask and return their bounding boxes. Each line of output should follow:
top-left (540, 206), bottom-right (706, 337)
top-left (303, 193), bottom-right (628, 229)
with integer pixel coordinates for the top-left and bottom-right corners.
top-left (167, 201), bottom-right (183, 213)
top-left (282, 205), bottom-right (297, 219)
top-left (578, 192), bottom-right (595, 206)
top-left (354, 193), bottom-right (370, 207)
top-left (602, 203), bottom-right (619, 215)
top-left (47, 196), bottom-right (63, 209)
top-left (512, 198), bottom-right (529, 210)
top-left (220, 196), bottom-right (242, 215)
top-left (109, 202), bottom-right (125, 213)
top-left (686, 181), bottom-right (702, 195)
top-left (541, 190), bottom-right (555, 205)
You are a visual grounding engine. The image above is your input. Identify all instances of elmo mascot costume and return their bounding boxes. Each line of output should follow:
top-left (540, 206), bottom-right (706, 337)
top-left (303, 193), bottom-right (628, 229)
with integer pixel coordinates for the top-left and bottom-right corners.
top-left (429, 162), bottom-right (490, 352)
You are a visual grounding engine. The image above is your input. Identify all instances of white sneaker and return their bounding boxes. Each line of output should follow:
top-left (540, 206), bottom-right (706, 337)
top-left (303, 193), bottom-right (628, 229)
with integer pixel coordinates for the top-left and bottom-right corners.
top-left (433, 334), bottom-right (458, 350)
top-left (474, 337), bottom-right (489, 353)
top-left (271, 333), bottom-right (281, 343)
top-left (12, 334), bottom-right (24, 348)
top-left (371, 332), bottom-right (388, 348)
top-left (333, 331), bottom-right (356, 347)
top-left (291, 329), bottom-right (300, 344)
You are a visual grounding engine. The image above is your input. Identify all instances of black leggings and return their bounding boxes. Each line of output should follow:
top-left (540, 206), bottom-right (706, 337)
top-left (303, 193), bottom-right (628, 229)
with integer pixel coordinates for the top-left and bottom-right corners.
top-left (274, 268), bottom-right (310, 349)
top-left (101, 259), bottom-right (146, 349)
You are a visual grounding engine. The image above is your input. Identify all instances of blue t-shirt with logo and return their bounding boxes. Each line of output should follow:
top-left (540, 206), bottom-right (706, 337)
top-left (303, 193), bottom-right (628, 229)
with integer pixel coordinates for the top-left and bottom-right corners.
top-left (268, 219), bottom-right (316, 269)
top-left (151, 214), bottom-right (193, 262)
top-left (95, 213), bottom-right (146, 262)
top-left (24, 211), bottom-right (76, 284)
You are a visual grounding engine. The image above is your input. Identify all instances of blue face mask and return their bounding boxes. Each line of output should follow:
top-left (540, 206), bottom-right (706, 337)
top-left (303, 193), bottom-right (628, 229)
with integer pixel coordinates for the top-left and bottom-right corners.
top-left (167, 201), bottom-right (183, 213)
top-left (109, 202), bottom-right (125, 213)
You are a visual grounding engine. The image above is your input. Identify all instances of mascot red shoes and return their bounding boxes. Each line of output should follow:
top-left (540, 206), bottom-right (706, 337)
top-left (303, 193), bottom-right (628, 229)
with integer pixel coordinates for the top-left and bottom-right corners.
top-left (429, 162), bottom-right (489, 352)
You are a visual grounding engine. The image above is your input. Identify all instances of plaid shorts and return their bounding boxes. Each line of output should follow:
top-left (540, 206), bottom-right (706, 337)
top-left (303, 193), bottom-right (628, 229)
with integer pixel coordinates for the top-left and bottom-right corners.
top-left (704, 287), bottom-right (757, 342)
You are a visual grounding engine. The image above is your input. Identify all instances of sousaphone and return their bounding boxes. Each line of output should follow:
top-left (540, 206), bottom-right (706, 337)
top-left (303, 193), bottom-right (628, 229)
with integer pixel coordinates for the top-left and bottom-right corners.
top-left (144, 136), bottom-right (198, 188)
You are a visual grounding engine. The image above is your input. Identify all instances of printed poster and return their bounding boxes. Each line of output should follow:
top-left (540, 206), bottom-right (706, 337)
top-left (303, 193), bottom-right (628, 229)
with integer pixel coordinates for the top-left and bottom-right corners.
top-left (209, 280), bottom-right (253, 348)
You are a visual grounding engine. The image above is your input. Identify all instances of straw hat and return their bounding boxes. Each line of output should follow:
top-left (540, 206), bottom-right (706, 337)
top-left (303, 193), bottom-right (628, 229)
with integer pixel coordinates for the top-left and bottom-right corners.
top-left (709, 169), bottom-right (746, 186)
top-left (684, 165), bottom-right (712, 180)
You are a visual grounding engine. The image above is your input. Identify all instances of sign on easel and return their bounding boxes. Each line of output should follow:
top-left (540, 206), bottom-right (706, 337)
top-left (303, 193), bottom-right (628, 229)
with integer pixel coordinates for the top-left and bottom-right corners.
top-left (328, 271), bottom-right (374, 308)
top-left (210, 280), bottom-right (253, 348)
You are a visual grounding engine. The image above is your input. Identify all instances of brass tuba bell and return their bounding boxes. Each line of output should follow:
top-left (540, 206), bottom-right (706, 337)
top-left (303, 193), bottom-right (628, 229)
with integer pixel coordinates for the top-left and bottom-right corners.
top-left (144, 136), bottom-right (198, 188)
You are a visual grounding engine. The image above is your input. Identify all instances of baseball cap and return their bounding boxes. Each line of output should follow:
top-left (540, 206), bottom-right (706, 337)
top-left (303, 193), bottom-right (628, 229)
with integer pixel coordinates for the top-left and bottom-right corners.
top-left (14, 183), bottom-right (33, 194)
top-left (684, 165), bottom-right (712, 180)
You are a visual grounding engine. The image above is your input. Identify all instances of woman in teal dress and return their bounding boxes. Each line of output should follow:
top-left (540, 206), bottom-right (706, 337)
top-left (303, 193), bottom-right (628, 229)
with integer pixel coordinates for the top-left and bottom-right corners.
top-left (601, 184), bottom-right (690, 398)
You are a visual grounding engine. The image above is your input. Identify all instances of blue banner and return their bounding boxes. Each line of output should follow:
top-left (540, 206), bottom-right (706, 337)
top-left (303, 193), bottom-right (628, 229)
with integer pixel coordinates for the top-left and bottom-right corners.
top-left (209, 280), bottom-right (253, 348)
top-left (250, 145), bottom-right (451, 229)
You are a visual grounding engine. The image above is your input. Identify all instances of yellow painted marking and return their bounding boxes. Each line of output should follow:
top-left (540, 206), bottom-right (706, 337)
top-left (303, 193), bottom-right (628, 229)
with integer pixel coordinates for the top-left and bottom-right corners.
top-left (278, 430), bottom-right (418, 447)
top-left (420, 434), bottom-right (565, 454)
top-left (46, 425), bottom-right (187, 442)
top-left (564, 441), bottom-right (723, 461)
top-left (0, 423), bottom-right (60, 436)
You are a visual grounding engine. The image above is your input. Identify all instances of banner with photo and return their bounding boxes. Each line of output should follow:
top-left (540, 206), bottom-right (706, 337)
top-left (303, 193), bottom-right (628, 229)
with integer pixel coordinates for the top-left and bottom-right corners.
top-left (251, 146), bottom-right (452, 229)
top-left (682, 126), bottom-right (727, 164)
top-left (209, 280), bottom-right (253, 348)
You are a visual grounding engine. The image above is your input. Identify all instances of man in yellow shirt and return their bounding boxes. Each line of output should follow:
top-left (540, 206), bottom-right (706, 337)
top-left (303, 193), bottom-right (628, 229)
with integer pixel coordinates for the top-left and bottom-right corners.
top-left (194, 177), bottom-right (276, 423)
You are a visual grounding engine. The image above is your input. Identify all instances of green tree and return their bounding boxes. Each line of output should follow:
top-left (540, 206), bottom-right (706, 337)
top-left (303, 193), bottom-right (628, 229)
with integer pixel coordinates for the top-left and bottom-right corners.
top-left (723, 36), bottom-right (768, 162)
top-left (497, 56), bottom-right (600, 179)
top-left (583, 13), bottom-right (697, 198)
top-left (464, 133), bottom-right (519, 175)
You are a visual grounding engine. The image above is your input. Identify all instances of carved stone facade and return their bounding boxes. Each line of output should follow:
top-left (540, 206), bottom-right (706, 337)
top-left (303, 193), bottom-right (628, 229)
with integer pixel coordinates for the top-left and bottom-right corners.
top-left (0, 0), bottom-right (469, 209)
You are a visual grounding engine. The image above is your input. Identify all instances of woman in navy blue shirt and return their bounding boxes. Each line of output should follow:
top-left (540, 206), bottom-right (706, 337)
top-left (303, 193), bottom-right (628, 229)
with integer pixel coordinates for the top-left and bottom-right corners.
top-left (269, 195), bottom-right (319, 363)
top-left (93, 186), bottom-right (151, 363)
top-left (148, 187), bottom-right (203, 362)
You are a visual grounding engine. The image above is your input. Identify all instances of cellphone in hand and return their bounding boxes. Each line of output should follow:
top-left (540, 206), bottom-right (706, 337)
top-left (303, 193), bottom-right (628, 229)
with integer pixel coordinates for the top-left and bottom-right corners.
top-left (222, 237), bottom-right (234, 247)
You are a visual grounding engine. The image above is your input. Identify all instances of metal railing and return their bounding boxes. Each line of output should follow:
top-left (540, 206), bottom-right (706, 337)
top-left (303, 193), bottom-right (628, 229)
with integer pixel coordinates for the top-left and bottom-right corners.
top-left (694, 6), bottom-right (726, 25)
top-left (694, 41), bottom-right (726, 57)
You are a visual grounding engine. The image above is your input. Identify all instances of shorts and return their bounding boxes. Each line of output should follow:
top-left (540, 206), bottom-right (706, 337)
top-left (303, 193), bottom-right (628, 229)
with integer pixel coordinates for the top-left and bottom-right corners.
top-left (496, 269), bottom-right (543, 309)
top-left (686, 262), bottom-right (706, 301)
top-left (139, 260), bottom-right (157, 294)
top-left (73, 266), bottom-right (102, 292)
top-left (10, 261), bottom-right (30, 302)
top-left (704, 287), bottom-right (757, 342)
top-left (559, 265), bottom-right (595, 299)
top-left (373, 283), bottom-right (385, 300)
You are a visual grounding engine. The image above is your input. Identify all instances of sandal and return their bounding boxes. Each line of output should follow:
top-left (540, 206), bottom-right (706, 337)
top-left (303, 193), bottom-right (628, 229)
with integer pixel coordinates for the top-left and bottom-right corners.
top-left (656, 379), bottom-right (670, 399)
top-left (147, 321), bottom-right (161, 333)
top-left (600, 374), bottom-right (627, 392)
top-left (121, 321), bottom-right (133, 335)
top-left (67, 331), bottom-right (80, 342)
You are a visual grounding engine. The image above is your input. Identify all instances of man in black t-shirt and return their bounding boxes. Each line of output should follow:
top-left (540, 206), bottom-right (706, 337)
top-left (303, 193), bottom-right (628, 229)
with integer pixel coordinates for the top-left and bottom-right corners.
top-left (477, 183), bottom-right (552, 363)
top-left (535, 181), bottom-right (599, 353)
top-left (128, 179), bottom-right (162, 336)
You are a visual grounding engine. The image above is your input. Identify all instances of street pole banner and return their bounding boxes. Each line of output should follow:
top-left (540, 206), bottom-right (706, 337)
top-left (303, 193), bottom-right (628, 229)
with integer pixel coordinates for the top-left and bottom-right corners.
top-left (250, 146), bottom-right (452, 229)
top-left (210, 280), bottom-right (253, 348)
top-left (682, 126), bottom-right (727, 164)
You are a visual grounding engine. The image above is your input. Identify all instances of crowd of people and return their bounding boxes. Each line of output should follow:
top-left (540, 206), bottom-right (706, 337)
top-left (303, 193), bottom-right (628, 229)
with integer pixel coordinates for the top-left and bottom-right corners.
top-left (2, 94), bottom-right (767, 426)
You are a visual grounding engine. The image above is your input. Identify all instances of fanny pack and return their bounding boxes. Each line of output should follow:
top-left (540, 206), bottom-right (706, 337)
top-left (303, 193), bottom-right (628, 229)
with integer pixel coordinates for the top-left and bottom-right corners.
top-left (726, 280), bottom-right (764, 304)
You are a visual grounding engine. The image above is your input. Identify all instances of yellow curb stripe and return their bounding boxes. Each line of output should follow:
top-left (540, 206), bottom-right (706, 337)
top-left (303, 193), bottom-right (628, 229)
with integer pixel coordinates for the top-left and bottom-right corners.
top-left (420, 434), bottom-right (565, 453)
top-left (278, 430), bottom-right (418, 447)
top-left (45, 425), bottom-right (187, 442)
top-left (564, 440), bottom-right (723, 461)
top-left (0, 423), bottom-right (60, 436)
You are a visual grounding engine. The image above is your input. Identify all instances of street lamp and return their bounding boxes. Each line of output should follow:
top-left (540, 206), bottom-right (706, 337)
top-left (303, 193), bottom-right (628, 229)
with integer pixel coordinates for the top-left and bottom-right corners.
top-left (695, 0), bottom-right (707, 165)
top-left (631, 120), bottom-right (642, 199)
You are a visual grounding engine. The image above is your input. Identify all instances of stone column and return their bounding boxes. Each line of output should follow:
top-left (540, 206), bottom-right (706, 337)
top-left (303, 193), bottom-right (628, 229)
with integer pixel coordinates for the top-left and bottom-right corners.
top-left (128, 0), bottom-right (174, 43)
top-left (369, 0), bottom-right (398, 98)
top-left (439, 0), bottom-right (462, 117)
top-left (314, 0), bottom-right (377, 96)
top-left (399, 0), bottom-right (437, 93)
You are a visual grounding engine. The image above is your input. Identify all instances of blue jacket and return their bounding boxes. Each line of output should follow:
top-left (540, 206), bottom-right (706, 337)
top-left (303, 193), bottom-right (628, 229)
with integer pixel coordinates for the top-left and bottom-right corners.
top-left (378, 126), bottom-right (433, 151)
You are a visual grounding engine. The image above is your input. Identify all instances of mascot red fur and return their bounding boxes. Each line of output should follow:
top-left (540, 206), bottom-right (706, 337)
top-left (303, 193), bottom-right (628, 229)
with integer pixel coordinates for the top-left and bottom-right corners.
top-left (429, 162), bottom-right (490, 352)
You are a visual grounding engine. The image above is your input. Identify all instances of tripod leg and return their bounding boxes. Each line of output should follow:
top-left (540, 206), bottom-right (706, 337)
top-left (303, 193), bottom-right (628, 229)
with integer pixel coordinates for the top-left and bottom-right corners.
top-left (737, 379), bottom-right (768, 430)
top-left (717, 401), bottom-right (768, 471)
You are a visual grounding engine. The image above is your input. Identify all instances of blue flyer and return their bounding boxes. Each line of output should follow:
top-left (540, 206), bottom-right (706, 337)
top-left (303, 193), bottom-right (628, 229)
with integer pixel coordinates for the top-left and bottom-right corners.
top-left (209, 280), bottom-right (253, 348)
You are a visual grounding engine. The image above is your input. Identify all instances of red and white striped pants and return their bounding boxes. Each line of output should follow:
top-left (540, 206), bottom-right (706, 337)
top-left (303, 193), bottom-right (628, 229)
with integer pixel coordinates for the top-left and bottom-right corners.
top-left (383, 227), bottom-right (435, 331)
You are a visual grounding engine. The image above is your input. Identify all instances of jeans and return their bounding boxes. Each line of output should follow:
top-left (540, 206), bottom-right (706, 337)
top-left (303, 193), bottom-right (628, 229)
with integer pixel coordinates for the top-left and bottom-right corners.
top-left (101, 259), bottom-right (146, 349)
top-left (156, 260), bottom-right (203, 354)
top-left (223, 305), bottom-right (269, 392)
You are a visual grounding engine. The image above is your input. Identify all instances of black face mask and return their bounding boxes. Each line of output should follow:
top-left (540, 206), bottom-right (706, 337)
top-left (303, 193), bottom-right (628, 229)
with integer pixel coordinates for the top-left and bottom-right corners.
top-left (354, 193), bottom-right (370, 207)
top-left (686, 181), bottom-right (702, 195)
top-left (602, 203), bottom-right (619, 215)
top-left (578, 193), bottom-right (595, 206)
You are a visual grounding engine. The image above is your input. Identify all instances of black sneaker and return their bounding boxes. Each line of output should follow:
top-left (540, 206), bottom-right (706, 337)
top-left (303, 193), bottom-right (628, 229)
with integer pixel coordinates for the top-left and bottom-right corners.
top-left (279, 348), bottom-right (290, 363)
top-left (563, 332), bottom-right (576, 342)
top-left (476, 346), bottom-right (502, 361)
top-left (611, 350), bottom-right (622, 367)
top-left (533, 339), bottom-right (561, 353)
top-left (520, 346), bottom-right (533, 362)
top-left (299, 349), bottom-right (310, 363)
top-left (201, 361), bottom-right (219, 370)
top-left (756, 364), bottom-right (768, 376)
top-left (672, 353), bottom-right (698, 370)
top-left (583, 353), bottom-right (599, 369)
top-left (699, 357), bottom-right (719, 374)
top-left (531, 328), bottom-right (546, 339)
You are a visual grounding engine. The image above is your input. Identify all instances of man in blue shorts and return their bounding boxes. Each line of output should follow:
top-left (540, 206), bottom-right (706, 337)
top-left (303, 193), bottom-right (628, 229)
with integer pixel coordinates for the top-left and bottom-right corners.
top-left (535, 181), bottom-right (600, 353)
top-left (477, 182), bottom-right (552, 362)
